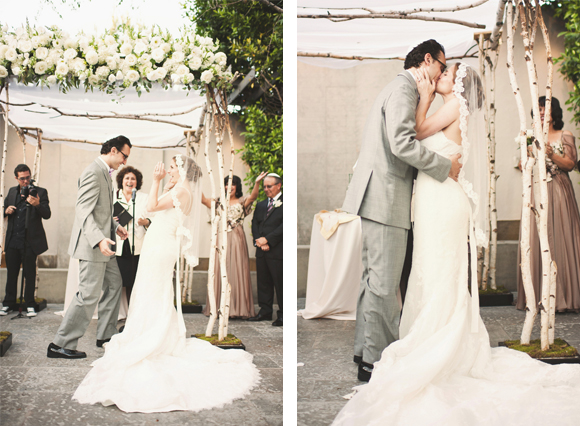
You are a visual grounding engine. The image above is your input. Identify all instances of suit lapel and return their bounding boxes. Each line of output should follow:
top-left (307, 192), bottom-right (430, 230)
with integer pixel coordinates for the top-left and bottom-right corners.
top-left (95, 159), bottom-right (114, 209)
top-left (264, 194), bottom-right (282, 221)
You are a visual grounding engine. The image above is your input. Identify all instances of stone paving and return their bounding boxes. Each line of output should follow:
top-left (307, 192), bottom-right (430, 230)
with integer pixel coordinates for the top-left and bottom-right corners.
top-left (297, 297), bottom-right (580, 426)
top-left (0, 304), bottom-right (282, 426)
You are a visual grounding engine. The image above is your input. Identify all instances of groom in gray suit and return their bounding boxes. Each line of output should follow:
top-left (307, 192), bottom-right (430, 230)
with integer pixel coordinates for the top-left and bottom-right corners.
top-left (342, 40), bottom-right (462, 381)
top-left (48, 136), bottom-right (131, 359)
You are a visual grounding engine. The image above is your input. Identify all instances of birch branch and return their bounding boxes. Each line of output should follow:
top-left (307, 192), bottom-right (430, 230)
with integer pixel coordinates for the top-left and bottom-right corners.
top-left (297, 52), bottom-right (477, 61)
top-left (490, 0), bottom-right (508, 50)
top-left (297, 13), bottom-right (485, 28)
top-left (255, 0), bottom-right (282, 13)
top-left (479, 35), bottom-right (491, 291)
top-left (298, 1), bottom-right (489, 15)
top-left (0, 83), bottom-right (8, 256)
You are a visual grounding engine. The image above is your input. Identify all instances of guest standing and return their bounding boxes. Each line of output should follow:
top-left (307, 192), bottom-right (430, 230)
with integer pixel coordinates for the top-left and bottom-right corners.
top-left (202, 172), bottom-right (267, 319)
top-left (0, 164), bottom-right (51, 317)
top-left (517, 96), bottom-right (580, 312)
top-left (248, 173), bottom-right (283, 326)
top-left (114, 166), bottom-right (149, 304)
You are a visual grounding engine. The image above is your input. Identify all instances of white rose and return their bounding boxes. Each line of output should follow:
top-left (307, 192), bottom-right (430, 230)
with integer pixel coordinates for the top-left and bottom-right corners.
top-left (55, 61), bottom-right (69, 75)
top-left (0, 65), bottom-right (8, 78)
top-left (176, 64), bottom-right (189, 76)
top-left (31, 36), bottom-right (41, 48)
top-left (104, 35), bottom-right (116, 46)
top-left (106, 56), bottom-right (118, 70)
top-left (52, 38), bottom-right (63, 49)
top-left (183, 72), bottom-right (194, 84)
top-left (39, 34), bottom-right (50, 46)
top-left (120, 43), bottom-right (133, 56)
top-left (146, 70), bottom-right (160, 81)
top-left (71, 58), bottom-right (87, 72)
top-left (11, 66), bottom-right (21, 76)
top-left (202, 36), bottom-right (214, 47)
top-left (139, 53), bottom-right (151, 64)
top-left (151, 47), bottom-right (165, 63)
top-left (200, 69), bottom-right (213, 84)
top-left (188, 56), bottom-right (202, 71)
top-left (45, 51), bottom-right (60, 67)
top-left (204, 52), bottom-right (215, 64)
top-left (171, 73), bottom-right (181, 84)
top-left (0, 45), bottom-right (8, 60)
top-left (35, 47), bottom-right (48, 60)
top-left (88, 74), bottom-right (99, 85)
top-left (78, 36), bottom-right (90, 51)
top-left (172, 51), bottom-right (185, 62)
top-left (125, 54), bottom-right (137, 66)
top-left (190, 46), bottom-right (201, 56)
top-left (215, 52), bottom-right (227, 67)
top-left (161, 43), bottom-right (171, 54)
top-left (96, 65), bottom-right (110, 77)
top-left (64, 48), bottom-right (77, 60)
top-left (116, 70), bottom-right (124, 81)
top-left (174, 42), bottom-right (184, 52)
top-left (15, 27), bottom-right (25, 37)
top-left (108, 74), bottom-right (117, 83)
top-left (126, 69), bottom-right (140, 82)
top-left (134, 41), bottom-right (147, 55)
top-left (64, 38), bottom-right (78, 49)
top-left (5, 47), bottom-right (18, 62)
top-left (47, 75), bottom-right (57, 84)
top-left (34, 61), bottom-right (48, 75)
top-left (151, 36), bottom-right (162, 47)
top-left (78, 73), bottom-right (87, 82)
top-left (85, 50), bottom-right (98, 65)
top-left (17, 39), bottom-right (33, 53)
top-left (156, 66), bottom-right (167, 79)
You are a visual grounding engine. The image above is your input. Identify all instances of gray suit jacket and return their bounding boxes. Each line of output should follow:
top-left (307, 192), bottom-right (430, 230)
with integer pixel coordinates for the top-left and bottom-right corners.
top-left (342, 71), bottom-right (451, 229)
top-left (68, 158), bottom-right (118, 262)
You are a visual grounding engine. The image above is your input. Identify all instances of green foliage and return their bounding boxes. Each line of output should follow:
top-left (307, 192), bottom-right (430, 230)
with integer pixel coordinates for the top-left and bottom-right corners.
top-left (239, 104), bottom-right (283, 200)
top-left (551, 1), bottom-right (580, 126)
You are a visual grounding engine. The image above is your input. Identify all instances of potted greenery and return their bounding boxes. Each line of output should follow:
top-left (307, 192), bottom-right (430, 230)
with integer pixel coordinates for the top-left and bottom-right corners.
top-left (0, 331), bottom-right (12, 357)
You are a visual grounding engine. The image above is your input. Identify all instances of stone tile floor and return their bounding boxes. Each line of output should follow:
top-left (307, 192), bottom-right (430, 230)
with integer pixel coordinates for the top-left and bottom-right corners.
top-left (297, 297), bottom-right (580, 426)
top-left (0, 304), bottom-right (282, 426)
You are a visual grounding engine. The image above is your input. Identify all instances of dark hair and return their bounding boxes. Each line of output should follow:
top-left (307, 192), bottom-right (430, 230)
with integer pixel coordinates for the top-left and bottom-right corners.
top-left (532, 96), bottom-right (564, 130)
top-left (14, 164), bottom-right (31, 177)
top-left (404, 39), bottom-right (445, 70)
top-left (116, 166), bottom-right (143, 191)
top-left (224, 175), bottom-right (243, 198)
top-left (101, 135), bottom-right (131, 155)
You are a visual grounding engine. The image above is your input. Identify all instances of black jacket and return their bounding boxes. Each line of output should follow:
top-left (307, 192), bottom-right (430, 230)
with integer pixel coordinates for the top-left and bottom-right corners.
top-left (4, 185), bottom-right (51, 255)
top-left (251, 194), bottom-right (283, 260)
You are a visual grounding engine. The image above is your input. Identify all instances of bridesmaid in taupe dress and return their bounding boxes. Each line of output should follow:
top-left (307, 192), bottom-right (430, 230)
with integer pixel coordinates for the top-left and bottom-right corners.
top-left (517, 96), bottom-right (580, 312)
top-left (202, 172), bottom-right (267, 318)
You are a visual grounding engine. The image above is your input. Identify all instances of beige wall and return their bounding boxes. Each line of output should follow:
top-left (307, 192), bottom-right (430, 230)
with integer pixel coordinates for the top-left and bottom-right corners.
top-left (298, 11), bottom-right (580, 244)
top-left (0, 115), bottom-right (257, 268)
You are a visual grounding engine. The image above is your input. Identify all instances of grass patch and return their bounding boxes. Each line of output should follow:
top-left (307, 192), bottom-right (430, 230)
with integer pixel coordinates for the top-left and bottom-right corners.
top-left (505, 338), bottom-right (579, 358)
top-left (181, 300), bottom-right (200, 306)
top-left (0, 331), bottom-right (11, 343)
top-left (479, 286), bottom-right (511, 295)
top-left (193, 333), bottom-right (242, 346)
top-left (16, 297), bottom-right (45, 304)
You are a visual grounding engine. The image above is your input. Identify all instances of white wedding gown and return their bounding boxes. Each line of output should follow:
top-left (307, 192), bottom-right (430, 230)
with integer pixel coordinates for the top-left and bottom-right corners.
top-left (73, 191), bottom-right (260, 413)
top-left (333, 132), bottom-right (580, 425)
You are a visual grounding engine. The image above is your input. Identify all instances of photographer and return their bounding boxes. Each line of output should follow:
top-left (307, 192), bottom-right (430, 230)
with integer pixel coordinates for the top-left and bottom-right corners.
top-left (0, 164), bottom-right (51, 317)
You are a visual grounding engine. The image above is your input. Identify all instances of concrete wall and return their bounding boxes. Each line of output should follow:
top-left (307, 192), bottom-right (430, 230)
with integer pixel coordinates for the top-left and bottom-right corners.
top-left (297, 10), bottom-right (580, 246)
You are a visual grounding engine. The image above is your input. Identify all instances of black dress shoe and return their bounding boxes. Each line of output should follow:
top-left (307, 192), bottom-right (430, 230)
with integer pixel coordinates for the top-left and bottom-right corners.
top-left (353, 355), bottom-right (362, 364)
top-left (272, 317), bottom-right (283, 326)
top-left (247, 313), bottom-right (273, 322)
top-left (47, 343), bottom-right (86, 359)
top-left (96, 338), bottom-right (111, 348)
top-left (358, 361), bottom-right (373, 382)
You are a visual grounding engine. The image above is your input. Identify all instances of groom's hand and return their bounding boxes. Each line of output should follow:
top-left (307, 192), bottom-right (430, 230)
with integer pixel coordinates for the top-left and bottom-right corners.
top-left (116, 226), bottom-right (129, 240)
top-left (448, 153), bottom-right (462, 182)
top-left (98, 238), bottom-right (116, 256)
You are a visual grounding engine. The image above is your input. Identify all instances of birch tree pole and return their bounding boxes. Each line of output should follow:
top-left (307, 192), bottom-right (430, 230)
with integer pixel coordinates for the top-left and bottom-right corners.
top-left (0, 83), bottom-right (8, 255)
top-left (506, 2), bottom-right (537, 344)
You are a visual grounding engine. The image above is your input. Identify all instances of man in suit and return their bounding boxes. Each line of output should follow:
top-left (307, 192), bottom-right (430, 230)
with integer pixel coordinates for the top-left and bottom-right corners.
top-left (342, 40), bottom-right (462, 381)
top-left (0, 164), bottom-right (51, 317)
top-left (248, 173), bottom-right (283, 326)
top-left (47, 136), bottom-right (130, 359)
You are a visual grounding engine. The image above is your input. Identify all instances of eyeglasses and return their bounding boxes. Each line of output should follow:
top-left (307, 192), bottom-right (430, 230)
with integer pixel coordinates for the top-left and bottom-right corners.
top-left (264, 184), bottom-right (280, 189)
top-left (117, 149), bottom-right (129, 160)
top-left (433, 57), bottom-right (447, 73)
top-left (17, 176), bottom-right (31, 182)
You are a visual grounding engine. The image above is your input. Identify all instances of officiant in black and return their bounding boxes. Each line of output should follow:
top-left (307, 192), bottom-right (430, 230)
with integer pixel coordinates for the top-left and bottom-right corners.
top-left (0, 164), bottom-right (51, 317)
top-left (114, 166), bottom-right (150, 304)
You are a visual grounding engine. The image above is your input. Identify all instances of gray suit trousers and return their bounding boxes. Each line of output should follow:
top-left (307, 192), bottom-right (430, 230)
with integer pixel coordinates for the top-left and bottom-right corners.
top-left (54, 258), bottom-right (122, 349)
top-left (354, 218), bottom-right (408, 364)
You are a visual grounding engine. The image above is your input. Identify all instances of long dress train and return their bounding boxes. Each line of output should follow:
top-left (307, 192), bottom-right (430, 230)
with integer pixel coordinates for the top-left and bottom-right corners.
top-left (73, 191), bottom-right (260, 413)
top-left (333, 132), bottom-right (580, 426)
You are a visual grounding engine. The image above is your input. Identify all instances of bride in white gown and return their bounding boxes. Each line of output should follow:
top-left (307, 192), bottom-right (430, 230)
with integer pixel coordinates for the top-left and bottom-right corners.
top-left (333, 63), bottom-right (580, 425)
top-left (73, 155), bottom-right (260, 413)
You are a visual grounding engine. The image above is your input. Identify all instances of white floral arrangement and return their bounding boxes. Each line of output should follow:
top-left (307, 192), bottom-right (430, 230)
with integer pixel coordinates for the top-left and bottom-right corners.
top-left (273, 200), bottom-right (282, 208)
top-left (514, 129), bottom-right (535, 147)
top-left (546, 140), bottom-right (565, 180)
top-left (0, 18), bottom-right (232, 95)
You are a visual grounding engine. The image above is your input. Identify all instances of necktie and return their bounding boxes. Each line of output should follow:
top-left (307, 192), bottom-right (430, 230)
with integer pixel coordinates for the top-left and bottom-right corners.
top-left (267, 198), bottom-right (274, 214)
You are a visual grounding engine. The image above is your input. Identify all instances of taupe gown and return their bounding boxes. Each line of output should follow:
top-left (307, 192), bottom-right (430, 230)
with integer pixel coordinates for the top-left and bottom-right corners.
top-left (517, 133), bottom-right (580, 312)
top-left (203, 196), bottom-right (256, 318)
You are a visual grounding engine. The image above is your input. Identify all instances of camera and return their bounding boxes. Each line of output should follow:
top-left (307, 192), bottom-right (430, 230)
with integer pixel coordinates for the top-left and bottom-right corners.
top-left (21, 180), bottom-right (38, 199)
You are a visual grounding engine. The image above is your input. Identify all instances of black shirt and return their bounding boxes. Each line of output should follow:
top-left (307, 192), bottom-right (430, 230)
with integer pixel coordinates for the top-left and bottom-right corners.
top-left (9, 188), bottom-right (29, 250)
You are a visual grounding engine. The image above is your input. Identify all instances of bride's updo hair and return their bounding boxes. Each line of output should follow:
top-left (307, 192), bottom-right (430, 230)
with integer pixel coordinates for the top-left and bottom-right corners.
top-left (453, 63), bottom-right (484, 113)
top-left (173, 155), bottom-right (202, 182)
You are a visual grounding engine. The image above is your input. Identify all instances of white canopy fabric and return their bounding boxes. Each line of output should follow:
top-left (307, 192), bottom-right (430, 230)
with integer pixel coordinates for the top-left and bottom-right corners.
top-left (4, 79), bottom-right (205, 151)
top-left (297, 0), bottom-right (501, 69)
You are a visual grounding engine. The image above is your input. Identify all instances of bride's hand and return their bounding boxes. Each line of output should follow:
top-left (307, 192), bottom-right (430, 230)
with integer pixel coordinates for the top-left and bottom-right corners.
top-left (153, 162), bottom-right (167, 182)
top-left (417, 68), bottom-right (436, 102)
